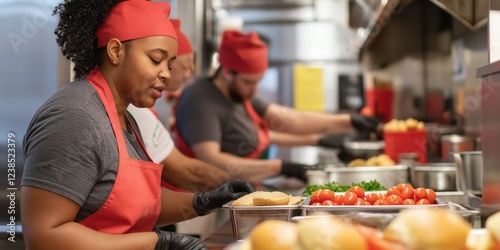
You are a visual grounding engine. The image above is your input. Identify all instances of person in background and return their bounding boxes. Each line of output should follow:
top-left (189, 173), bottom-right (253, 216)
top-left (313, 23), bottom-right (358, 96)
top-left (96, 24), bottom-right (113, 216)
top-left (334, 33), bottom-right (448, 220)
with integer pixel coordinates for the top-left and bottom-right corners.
top-left (21, 1), bottom-right (253, 249)
top-left (174, 30), bottom-right (380, 183)
top-left (128, 19), bottom-right (228, 193)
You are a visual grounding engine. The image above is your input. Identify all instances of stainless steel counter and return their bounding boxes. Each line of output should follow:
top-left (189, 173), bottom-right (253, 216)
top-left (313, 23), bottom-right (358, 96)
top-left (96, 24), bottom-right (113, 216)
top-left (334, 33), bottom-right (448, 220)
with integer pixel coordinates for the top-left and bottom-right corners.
top-left (202, 220), bottom-right (235, 250)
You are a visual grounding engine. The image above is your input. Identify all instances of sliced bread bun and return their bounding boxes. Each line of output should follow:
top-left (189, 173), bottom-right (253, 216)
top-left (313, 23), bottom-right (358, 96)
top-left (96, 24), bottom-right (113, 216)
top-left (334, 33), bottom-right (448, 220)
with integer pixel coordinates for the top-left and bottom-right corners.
top-left (296, 212), bottom-right (368, 250)
top-left (486, 211), bottom-right (500, 243)
top-left (248, 220), bottom-right (298, 250)
top-left (384, 208), bottom-right (471, 250)
top-left (287, 196), bottom-right (303, 205)
top-left (253, 192), bottom-right (290, 206)
top-left (232, 191), bottom-right (293, 206)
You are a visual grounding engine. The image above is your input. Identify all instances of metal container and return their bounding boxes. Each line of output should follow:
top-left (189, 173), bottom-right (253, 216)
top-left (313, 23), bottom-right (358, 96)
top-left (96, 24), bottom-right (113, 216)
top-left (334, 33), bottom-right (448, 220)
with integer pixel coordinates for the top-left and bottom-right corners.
top-left (221, 201), bottom-right (303, 240)
top-left (343, 140), bottom-right (385, 160)
top-left (301, 195), bottom-right (448, 215)
top-left (305, 170), bottom-right (328, 186)
top-left (324, 165), bottom-right (409, 188)
top-left (453, 151), bottom-right (482, 196)
top-left (410, 163), bottom-right (457, 191)
top-left (441, 135), bottom-right (476, 161)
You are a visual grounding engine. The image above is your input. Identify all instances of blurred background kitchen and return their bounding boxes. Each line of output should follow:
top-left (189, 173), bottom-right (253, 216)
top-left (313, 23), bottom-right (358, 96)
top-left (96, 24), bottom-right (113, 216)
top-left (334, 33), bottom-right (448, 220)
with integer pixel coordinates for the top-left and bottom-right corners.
top-left (2, 0), bottom-right (500, 248)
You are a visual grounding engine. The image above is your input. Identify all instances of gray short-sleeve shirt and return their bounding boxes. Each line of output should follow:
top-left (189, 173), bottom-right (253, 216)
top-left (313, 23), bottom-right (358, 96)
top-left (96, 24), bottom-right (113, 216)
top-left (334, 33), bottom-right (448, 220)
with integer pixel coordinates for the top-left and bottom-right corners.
top-left (22, 80), bottom-right (148, 221)
top-left (175, 77), bottom-right (270, 157)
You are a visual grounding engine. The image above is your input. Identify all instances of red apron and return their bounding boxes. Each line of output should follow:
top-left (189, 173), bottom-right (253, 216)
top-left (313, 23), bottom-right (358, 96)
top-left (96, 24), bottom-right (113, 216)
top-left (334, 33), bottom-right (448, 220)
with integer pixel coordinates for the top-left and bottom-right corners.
top-left (78, 68), bottom-right (163, 233)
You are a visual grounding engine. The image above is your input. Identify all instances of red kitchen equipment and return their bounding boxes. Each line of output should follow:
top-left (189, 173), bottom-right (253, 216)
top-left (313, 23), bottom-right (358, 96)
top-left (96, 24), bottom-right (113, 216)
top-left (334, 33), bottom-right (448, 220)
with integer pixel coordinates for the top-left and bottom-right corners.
top-left (366, 89), bottom-right (394, 123)
top-left (384, 130), bottom-right (427, 163)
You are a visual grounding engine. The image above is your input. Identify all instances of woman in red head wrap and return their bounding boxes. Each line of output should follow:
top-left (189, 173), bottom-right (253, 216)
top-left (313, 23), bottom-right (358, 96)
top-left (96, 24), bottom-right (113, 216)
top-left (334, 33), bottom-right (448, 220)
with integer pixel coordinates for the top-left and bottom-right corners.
top-left (21, 1), bottom-right (253, 249)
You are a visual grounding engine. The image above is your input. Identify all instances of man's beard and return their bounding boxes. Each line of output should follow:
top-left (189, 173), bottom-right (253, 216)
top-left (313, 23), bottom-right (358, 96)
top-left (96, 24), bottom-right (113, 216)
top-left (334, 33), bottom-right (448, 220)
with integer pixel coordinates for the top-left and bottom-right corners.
top-left (228, 82), bottom-right (245, 103)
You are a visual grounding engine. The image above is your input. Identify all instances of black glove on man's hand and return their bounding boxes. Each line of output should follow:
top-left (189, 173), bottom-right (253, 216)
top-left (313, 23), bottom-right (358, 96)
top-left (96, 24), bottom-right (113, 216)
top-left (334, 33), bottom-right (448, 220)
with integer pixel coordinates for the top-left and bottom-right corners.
top-left (350, 113), bottom-right (380, 133)
top-left (318, 134), bottom-right (344, 149)
top-left (280, 161), bottom-right (311, 183)
top-left (192, 179), bottom-right (255, 216)
top-left (154, 228), bottom-right (207, 250)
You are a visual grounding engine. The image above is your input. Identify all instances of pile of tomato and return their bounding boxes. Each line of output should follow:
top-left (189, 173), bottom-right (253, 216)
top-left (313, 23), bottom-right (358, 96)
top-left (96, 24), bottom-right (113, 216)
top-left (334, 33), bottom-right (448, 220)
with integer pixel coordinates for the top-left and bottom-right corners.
top-left (309, 183), bottom-right (437, 206)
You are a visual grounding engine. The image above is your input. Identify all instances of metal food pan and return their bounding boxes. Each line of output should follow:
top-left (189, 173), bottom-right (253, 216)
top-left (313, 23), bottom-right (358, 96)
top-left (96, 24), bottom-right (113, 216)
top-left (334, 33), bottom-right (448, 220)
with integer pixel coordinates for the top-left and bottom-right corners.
top-left (221, 200), bottom-right (304, 240)
top-left (301, 196), bottom-right (449, 215)
top-left (324, 165), bottom-right (409, 188)
top-left (293, 205), bottom-right (479, 229)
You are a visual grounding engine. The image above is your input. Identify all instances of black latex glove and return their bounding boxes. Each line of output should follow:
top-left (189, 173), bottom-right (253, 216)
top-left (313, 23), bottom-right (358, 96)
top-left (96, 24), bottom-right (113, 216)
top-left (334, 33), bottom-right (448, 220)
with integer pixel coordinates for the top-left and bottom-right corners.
top-left (192, 179), bottom-right (255, 216)
top-left (318, 134), bottom-right (345, 149)
top-left (350, 113), bottom-right (381, 133)
top-left (154, 228), bottom-right (207, 250)
top-left (280, 161), bottom-right (311, 183)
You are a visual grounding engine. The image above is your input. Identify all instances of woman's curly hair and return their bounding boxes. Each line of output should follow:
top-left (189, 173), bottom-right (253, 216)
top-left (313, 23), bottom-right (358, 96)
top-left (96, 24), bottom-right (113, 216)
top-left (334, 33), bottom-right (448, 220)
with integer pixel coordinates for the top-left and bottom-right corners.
top-left (53, 0), bottom-right (124, 78)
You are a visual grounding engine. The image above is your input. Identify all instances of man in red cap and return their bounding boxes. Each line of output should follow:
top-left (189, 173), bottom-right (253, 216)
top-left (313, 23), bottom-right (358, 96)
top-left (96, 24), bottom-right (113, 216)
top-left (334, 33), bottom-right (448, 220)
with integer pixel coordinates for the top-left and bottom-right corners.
top-left (174, 30), bottom-right (380, 183)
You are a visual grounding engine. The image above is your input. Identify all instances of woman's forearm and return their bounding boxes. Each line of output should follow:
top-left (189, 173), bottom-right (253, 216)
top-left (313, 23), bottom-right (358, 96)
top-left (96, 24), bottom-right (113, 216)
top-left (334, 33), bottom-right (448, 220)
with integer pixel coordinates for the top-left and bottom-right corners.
top-left (26, 222), bottom-right (157, 250)
top-left (156, 188), bottom-right (197, 227)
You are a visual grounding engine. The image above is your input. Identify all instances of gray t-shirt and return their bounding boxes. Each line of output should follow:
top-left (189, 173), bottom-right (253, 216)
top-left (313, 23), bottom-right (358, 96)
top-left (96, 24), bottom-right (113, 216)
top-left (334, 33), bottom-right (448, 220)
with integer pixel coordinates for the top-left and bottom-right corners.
top-left (175, 77), bottom-right (269, 157)
top-left (22, 80), bottom-right (148, 221)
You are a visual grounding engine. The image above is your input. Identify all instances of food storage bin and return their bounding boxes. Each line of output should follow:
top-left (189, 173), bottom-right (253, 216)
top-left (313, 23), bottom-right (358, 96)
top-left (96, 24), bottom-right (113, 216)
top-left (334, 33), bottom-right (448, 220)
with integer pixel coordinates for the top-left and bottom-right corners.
top-left (324, 165), bottom-right (409, 189)
top-left (221, 201), bottom-right (303, 240)
top-left (384, 130), bottom-right (427, 163)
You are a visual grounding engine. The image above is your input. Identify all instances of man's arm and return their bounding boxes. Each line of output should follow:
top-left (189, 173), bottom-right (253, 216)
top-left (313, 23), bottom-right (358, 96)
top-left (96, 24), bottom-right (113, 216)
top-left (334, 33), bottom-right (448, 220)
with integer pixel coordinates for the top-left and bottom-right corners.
top-left (191, 141), bottom-right (282, 183)
top-left (161, 147), bottom-right (229, 192)
top-left (263, 103), bottom-right (353, 135)
top-left (269, 131), bottom-right (322, 147)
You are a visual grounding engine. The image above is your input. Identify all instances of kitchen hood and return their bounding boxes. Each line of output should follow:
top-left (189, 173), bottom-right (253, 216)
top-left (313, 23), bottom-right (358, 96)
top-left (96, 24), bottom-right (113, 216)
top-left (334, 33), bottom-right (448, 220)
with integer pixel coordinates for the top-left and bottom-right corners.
top-left (350, 0), bottom-right (487, 49)
top-left (349, 0), bottom-right (413, 48)
top-left (429, 0), bottom-right (488, 30)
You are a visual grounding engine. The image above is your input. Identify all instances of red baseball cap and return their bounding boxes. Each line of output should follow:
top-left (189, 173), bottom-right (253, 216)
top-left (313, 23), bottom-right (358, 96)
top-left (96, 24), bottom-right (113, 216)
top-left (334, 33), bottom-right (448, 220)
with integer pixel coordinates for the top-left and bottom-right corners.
top-left (218, 30), bottom-right (268, 74)
top-left (96, 0), bottom-right (177, 48)
top-left (170, 19), bottom-right (193, 56)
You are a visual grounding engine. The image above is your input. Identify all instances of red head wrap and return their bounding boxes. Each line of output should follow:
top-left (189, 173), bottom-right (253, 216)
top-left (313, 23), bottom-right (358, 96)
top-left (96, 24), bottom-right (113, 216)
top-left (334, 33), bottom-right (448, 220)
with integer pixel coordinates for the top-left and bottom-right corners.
top-left (96, 0), bottom-right (177, 48)
top-left (218, 30), bottom-right (268, 74)
top-left (170, 19), bottom-right (193, 56)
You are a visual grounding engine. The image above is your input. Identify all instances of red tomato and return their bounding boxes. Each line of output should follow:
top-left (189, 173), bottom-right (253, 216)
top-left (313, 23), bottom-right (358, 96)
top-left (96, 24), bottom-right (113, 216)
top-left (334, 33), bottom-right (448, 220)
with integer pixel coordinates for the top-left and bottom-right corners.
top-left (378, 193), bottom-right (387, 200)
top-left (414, 188), bottom-right (427, 200)
top-left (335, 195), bottom-right (345, 205)
top-left (416, 198), bottom-right (430, 205)
top-left (374, 199), bottom-right (389, 205)
top-left (402, 199), bottom-right (415, 205)
top-left (322, 200), bottom-right (337, 206)
top-left (401, 186), bottom-right (415, 200)
top-left (355, 199), bottom-right (367, 205)
top-left (396, 183), bottom-right (413, 192)
top-left (387, 187), bottom-right (402, 197)
top-left (311, 190), bottom-right (322, 203)
top-left (311, 202), bottom-right (322, 206)
top-left (344, 191), bottom-right (358, 205)
top-left (387, 194), bottom-right (403, 205)
top-left (349, 186), bottom-right (365, 199)
top-left (426, 189), bottom-right (437, 204)
top-left (311, 189), bottom-right (335, 203)
top-left (365, 193), bottom-right (379, 205)
top-left (355, 224), bottom-right (408, 250)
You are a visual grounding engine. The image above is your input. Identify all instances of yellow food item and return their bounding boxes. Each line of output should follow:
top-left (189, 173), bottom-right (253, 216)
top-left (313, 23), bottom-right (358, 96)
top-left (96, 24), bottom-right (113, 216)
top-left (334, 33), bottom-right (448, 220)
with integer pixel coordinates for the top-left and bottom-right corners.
top-left (348, 154), bottom-right (395, 167)
top-left (231, 191), bottom-right (302, 206)
top-left (347, 159), bottom-right (366, 167)
top-left (384, 118), bottom-right (425, 132)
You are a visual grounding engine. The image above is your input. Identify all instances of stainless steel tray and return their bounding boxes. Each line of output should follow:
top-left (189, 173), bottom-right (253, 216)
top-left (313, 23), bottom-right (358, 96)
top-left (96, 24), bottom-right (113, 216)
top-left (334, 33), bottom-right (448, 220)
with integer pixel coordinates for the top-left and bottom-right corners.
top-left (221, 200), bottom-right (304, 240)
top-left (324, 165), bottom-right (409, 189)
top-left (295, 201), bottom-right (479, 229)
top-left (301, 195), bottom-right (449, 215)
